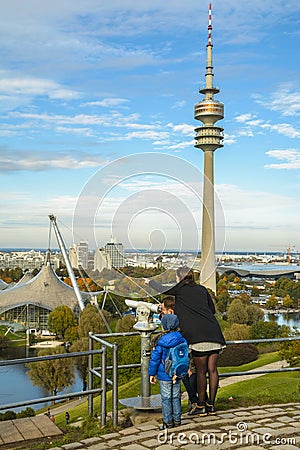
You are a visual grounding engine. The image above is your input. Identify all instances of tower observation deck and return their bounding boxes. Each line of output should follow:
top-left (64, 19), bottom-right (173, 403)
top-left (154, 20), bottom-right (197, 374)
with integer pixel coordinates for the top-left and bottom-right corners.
top-left (195, 3), bottom-right (224, 293)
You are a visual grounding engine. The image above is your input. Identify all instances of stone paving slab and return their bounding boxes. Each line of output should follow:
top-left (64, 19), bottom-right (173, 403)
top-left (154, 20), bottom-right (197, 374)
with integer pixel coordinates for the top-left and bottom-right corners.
top-left (2, 402), bottom-right (299, 450)
top-left (0, 414), bottom-right (63, 446)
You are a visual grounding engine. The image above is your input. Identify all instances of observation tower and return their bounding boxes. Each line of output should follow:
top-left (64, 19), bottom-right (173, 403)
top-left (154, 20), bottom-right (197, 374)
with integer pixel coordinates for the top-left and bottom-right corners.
top-left (194, 3), bottom-right (224, 293)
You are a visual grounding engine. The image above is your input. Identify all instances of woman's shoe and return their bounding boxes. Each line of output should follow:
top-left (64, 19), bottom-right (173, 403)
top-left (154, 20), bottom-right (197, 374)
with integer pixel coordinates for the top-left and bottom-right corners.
top-left (188, 402), bottom-right (198, 415)
top-left (159, 422), bottom-right (173, 430)
top-left (206, 402), bottom-right (216, 415)
top-left (188, 405), bottom-right (207, 416)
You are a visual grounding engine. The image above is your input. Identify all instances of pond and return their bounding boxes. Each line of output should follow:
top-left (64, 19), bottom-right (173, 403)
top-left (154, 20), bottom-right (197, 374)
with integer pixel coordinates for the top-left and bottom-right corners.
top-left (0, 346), bottom-right (82, 412)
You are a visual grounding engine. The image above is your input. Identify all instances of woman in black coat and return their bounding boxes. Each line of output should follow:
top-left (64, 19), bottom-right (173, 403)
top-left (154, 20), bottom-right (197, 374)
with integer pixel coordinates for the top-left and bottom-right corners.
top-left (146, 267), bottom-right (226, 416)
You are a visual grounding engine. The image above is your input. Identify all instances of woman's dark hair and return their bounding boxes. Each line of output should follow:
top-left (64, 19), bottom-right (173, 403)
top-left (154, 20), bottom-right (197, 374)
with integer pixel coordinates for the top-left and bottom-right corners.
top-left (176, 266), bottom-right (196, 285)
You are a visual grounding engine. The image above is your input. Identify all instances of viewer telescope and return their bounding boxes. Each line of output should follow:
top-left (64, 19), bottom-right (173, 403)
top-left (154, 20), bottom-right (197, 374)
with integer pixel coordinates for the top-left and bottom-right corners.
top-left (125, 299), bottom-right (160, 332)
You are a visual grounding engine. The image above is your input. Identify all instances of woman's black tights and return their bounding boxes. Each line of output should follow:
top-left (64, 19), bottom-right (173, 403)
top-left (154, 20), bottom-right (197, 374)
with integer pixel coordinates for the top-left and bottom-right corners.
top-left (192, 353), bottom-right (219, 404)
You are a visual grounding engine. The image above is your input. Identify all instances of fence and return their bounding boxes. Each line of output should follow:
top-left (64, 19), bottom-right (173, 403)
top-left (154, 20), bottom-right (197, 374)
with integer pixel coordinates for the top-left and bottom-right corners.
top-left (0, 335), bottom-right (299, 428)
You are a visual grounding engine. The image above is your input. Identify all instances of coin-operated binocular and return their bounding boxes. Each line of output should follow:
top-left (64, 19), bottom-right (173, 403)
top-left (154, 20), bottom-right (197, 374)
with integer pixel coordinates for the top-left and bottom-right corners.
top-left (119, 299), bottom-right (162, 410)
top-left (125, 299), bottom-right (159, 332)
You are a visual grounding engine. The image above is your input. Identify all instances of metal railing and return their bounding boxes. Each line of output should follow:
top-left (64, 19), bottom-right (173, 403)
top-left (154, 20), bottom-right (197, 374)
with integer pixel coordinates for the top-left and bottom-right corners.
top-left (0, 334), bottom-right (299, 428)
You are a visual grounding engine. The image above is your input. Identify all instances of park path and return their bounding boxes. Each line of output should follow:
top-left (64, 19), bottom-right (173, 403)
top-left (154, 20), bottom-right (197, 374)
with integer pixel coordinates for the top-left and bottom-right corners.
top-left (219, 359), bottom-right (287, 388)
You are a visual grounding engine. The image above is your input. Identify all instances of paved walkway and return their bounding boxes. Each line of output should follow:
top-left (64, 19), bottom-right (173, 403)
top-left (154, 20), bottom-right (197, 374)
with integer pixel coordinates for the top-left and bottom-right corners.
top-left (219, 360), bottom-right (288, 388)
top-left (46, 402), bottom-right (300, 450)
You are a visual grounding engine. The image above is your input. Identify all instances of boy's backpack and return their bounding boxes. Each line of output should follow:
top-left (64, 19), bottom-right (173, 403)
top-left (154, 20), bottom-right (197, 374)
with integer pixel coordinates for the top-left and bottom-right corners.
top-left (164, 342), bottom-right (189, 379)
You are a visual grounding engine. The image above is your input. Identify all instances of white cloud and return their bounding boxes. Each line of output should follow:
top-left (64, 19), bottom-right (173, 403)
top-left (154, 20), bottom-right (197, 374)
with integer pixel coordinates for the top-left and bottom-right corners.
top-left (255, 85), bottom-right (300, 117)
top-left (235, 113), bottom-right (254, 123)
top-left (171, 124), bottom-right (194, 135)
top-left (261, 123), bottom-right (300, 138)
top-left (265, 149), bottom-right (300, 169)
top-left (0, 150), bottom-right (106, 172)
top-left (82, 98), bottom-right (129, 108)
top-left (0, 73), bottom-right (80, 100)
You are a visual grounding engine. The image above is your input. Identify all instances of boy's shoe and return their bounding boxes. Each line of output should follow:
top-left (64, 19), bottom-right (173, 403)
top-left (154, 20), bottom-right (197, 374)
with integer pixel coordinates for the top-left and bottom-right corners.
top-left (173, 420), bottom-right (181, 427)
top-left (159, 422), bottom-right (173, 430)
top-left (188, 405), bottom-right (207, 416)
top-left (206, 402), bottom-right (216, 415)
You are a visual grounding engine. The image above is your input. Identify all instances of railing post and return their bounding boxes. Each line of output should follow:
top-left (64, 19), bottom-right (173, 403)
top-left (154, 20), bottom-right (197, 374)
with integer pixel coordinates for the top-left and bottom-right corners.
top-left (112, 342), bottom-right (118, 426)
top-left (88, 332), bottom-right (94, 416)
top-left (100, 345), bottom-right (107, 426)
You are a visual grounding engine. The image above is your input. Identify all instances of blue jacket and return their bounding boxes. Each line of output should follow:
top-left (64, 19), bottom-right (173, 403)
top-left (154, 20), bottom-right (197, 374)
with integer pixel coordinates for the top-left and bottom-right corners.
top-left (148, 331), bottom-right (187, 381)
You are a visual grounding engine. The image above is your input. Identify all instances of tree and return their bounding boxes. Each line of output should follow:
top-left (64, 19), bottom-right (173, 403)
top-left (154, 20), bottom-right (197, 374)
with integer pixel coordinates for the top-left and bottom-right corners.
top-left (27, 347), bottom-right (74, 399)
top-left (115, 315), bottom-right (136, 332)
top-left (223, 323), bottom-right (250, 341)
top-left (278, 339), bottom-right (300, 367)
top-left (227, 299), bottom-right (248, 325)
top-left (78, 305), bottom-right (111, 338)
top-left (265, 294), bottom-right (279, 310)
top-left (249, 320), bottom-right (290, 340)
top-left (245, 304), bottom-right (264, 325)
top-left (48, 306), bottom-right (77, 339)
top-left (282, 294), bottom-right (294, 309)
top-left (70, 338), bottom-right (89, 391)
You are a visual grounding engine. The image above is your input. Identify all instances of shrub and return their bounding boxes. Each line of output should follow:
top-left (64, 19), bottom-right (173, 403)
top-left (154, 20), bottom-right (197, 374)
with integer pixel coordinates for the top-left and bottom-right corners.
top-left (218, 343), bottom-right (258, 367)
top-left (17, 407), bottom-right (35, 418)
top-left (0, 410), bottom-right (17, 421)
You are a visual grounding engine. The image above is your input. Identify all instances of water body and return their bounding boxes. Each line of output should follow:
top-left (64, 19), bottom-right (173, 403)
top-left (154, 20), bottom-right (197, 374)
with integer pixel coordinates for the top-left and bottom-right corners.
top-left (0, 346), bottom-right (82, 412)
top-left (264, 312), bottom-right (300, 331)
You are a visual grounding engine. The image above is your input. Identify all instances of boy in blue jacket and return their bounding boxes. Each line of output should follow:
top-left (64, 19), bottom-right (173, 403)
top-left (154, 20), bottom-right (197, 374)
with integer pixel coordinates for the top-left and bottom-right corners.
top-left (149, 314), bottom-right (187, 429)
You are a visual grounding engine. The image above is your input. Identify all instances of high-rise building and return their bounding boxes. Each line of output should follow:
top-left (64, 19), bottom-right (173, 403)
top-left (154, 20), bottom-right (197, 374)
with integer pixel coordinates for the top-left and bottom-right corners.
top-left (76, 241), bottom-right (89, 270)
top-left (194, 3), bottom-right (224, 293)
top-left (104, 237), bottom-right (125, 268)
top-left (69, 241), bottom-right (89, 270)
top-left (69, 245), bottom-right (78, 269)
top-left (94, 247), bottom-right (112, 272)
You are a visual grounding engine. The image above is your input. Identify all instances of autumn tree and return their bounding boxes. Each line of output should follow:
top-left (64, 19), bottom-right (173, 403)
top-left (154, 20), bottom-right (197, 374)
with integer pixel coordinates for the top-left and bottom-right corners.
top-left (78, 304), bottom-right (111, 338)
top-left (265, 294), bottom-right (279, 310)
top-left (223, 323), bottom-right (250, 341)
top-left (48, 306), bottom-right (77, 339)
top-left (227, 299), bottom-right (248, 325)
top-left (115, 315), bottom-right (136, 332)
top-left (282, 294), bottom-right (294, 309)
top-left (245, 304), bottom-right (264, 325)
top-left (27, 347), bottom-right (74, 399)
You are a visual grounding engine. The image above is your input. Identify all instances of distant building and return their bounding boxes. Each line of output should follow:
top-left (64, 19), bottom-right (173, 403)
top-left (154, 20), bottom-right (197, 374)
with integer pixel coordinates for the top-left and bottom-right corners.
top-left (94, 247), bottom-right (112, 272)
top-left (68, 241), bottom-right (89, 270)
top-left (76, 241), bottom-right (89, 270)
top-left (69, 245), bottom-right (78, 269)
top-left (0, 250), bottom-right (60, 271)
top-left (0, 251), bottom-right (90, 329)
top-left (104, 238), bottom-right (125, 268)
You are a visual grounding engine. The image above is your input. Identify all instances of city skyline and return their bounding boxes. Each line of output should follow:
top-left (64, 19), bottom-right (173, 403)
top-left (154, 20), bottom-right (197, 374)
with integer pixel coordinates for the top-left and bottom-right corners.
top-left (1, 0), bottom-right (300, 252)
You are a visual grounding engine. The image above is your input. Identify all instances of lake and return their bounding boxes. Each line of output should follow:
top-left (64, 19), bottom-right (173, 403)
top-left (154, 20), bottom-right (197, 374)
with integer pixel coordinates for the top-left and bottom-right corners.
top-left (0, 346), bottom-right (82, 412)
top-left (264, 312), bottom-right (300, 330)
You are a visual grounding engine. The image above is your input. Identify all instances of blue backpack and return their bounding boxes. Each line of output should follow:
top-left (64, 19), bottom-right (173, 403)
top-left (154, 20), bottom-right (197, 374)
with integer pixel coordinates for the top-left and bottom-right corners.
top-left (164, 342), bottom-right (189, 379)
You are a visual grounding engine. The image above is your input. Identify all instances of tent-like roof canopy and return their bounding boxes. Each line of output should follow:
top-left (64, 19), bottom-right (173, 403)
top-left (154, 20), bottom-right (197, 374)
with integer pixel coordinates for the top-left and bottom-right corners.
top-left (0, 252), bottom-right (92, 314)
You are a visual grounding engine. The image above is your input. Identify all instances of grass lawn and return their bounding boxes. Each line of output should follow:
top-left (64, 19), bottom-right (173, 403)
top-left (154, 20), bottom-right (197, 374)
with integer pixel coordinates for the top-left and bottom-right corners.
top-left (217, 371), bottom-right (300, 410)
top-left (51, 352), bottom-right (300, 427)
top-left (218, 351), bottom-right (281, 374)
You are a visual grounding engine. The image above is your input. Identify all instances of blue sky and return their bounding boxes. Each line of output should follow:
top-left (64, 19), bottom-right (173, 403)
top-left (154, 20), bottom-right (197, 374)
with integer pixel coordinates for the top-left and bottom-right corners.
top-left (1, 0), bottom-right (300, 253)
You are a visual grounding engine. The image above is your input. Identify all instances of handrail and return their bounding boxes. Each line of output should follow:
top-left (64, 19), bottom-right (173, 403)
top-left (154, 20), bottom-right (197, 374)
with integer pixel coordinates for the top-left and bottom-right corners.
top-left (0, 334), bottom-right (299, 428)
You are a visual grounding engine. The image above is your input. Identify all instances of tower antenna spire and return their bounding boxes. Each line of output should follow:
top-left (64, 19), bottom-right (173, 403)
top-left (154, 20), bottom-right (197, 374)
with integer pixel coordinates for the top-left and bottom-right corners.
top-left (208, 3), bottom-right (213, 47)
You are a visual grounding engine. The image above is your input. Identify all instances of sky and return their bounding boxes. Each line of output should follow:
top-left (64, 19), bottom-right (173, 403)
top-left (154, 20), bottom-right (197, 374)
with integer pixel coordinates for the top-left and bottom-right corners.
top-left (0, 0), bottom-right (300, 254)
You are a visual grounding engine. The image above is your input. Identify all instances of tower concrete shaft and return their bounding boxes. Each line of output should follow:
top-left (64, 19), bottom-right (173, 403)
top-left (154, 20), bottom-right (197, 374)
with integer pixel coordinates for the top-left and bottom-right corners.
top-left (194, 3), bottom-right (224, 293)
